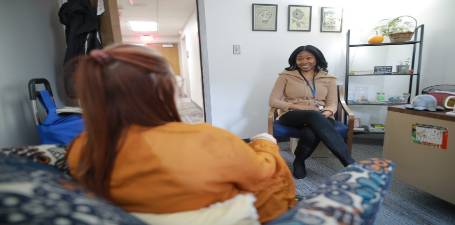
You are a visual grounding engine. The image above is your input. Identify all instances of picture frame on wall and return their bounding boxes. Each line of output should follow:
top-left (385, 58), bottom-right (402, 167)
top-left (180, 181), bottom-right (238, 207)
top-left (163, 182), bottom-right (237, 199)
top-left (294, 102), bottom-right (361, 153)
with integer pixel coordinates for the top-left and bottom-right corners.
top-left (252, 4), bottom-right (278, 31)
top-left (320, 7), bottom-right (343, 32)
top-left (288, 5), bottom-right (311, 32)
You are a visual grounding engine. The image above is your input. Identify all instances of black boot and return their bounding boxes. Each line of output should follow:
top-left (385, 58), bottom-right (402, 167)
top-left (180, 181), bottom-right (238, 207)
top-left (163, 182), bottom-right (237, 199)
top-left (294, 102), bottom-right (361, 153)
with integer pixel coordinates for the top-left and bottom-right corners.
top-left (292, 148), bottom-right (307, 179)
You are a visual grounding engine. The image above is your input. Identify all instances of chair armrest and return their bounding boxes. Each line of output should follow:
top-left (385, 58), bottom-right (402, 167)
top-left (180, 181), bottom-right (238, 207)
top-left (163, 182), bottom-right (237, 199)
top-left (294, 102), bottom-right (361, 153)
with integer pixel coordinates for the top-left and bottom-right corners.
top-left (337, 85), bottom-right (355, 119)
top-left (337, 85), bottom-right (355, 152)
top-left (268, 107), bottom-right (278, 135)
top-left (266, 158), bottom-right (395, 225)
top-left (339, 99), bottom-right (355, 119)
top-left (341, 102), bottom-right (355, 152)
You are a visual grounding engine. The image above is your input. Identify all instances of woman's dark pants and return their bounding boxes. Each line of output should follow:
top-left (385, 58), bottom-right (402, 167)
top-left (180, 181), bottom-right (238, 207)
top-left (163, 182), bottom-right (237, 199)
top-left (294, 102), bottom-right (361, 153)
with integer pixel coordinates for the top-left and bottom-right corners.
top-left (279, 110), bottom-right (355, 178)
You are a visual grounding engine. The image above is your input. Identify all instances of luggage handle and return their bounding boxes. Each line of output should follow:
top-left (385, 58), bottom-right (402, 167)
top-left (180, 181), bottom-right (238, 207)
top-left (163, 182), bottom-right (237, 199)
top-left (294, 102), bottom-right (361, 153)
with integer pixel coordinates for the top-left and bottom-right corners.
top-left (29, 78), bottom-right (54, 125)
top-left (38, 90), bottom-right (57, 115)
top-left (28, 78), bottom-right (53, 100)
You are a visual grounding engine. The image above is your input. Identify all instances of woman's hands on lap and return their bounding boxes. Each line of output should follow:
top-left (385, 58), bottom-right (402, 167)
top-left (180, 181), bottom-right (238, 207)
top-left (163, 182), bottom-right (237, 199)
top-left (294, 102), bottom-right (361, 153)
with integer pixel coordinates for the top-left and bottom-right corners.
top-left (321, 110), bottom-right (333, 118)
top-left (289, 103), bottom-right (333, 118)
top-left (289, 103), bottom-right (318, 111)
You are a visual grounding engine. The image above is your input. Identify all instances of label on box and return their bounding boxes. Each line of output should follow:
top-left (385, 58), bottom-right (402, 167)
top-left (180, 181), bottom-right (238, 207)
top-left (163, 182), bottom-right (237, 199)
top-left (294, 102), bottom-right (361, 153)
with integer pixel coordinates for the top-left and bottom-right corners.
top-left (374, 66), bottom-right (393, 75)
top-left (411, 123), bottom-right (448, 150)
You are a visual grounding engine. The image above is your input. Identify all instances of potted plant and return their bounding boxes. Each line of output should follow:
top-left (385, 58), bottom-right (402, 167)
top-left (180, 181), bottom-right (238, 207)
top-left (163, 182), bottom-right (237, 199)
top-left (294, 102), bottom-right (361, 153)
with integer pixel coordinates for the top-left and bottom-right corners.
top-left (374, 16), bottom-right (417, 43)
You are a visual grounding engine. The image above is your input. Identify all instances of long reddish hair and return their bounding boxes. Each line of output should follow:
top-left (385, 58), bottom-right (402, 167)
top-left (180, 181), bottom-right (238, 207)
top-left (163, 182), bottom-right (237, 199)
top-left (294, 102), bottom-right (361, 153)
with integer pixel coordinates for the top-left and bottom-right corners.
top-left (73, 44), bottom-right (181, 198)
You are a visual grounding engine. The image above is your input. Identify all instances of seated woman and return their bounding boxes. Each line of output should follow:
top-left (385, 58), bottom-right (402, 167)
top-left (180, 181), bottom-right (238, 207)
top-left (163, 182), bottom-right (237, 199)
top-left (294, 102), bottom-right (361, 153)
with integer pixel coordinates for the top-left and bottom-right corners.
top-left (66, 44), bottom-right (296, 224)
top-left (269, 45), bottom-right (355, 179)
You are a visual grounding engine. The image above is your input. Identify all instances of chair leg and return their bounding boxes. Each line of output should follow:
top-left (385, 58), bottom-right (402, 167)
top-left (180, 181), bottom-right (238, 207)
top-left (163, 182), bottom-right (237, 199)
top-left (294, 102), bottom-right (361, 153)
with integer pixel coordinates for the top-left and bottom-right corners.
top-left (289, 138), bottom-right (299, 154)
top-left (346, 137), bottom-right (353, 155)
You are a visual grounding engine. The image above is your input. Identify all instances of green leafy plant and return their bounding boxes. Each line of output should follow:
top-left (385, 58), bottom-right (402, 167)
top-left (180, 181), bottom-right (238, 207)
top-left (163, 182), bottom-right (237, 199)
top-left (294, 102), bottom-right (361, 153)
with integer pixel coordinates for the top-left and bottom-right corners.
top-left (374, 16), bottom-right (417, 36)
top-left (374, 19), bottom-right (390, 36)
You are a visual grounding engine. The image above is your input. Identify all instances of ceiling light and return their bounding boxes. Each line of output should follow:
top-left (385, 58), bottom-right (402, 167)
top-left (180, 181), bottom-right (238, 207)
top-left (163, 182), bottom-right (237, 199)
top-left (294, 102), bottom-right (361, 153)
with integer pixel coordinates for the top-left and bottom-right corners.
top-left (162, 44), bottom-right (174, 48)
top-left (140, 35), bottom-right (154, 43)
top-left (129, 21), bottom-right (158, 32)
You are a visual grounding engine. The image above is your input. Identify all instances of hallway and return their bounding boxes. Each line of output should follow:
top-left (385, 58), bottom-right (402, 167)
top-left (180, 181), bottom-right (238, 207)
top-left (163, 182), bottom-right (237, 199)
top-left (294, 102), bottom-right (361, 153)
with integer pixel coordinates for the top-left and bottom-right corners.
top-left (177, 98), bottom-right (204, 123)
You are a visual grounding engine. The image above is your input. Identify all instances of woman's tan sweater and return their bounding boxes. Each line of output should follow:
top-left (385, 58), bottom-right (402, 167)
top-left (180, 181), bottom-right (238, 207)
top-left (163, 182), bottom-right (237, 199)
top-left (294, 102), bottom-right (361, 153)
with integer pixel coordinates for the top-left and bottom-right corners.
top-left (269, 69), bottom-right (338, 117)
top-left (67, 123), bottom-right (296, 223)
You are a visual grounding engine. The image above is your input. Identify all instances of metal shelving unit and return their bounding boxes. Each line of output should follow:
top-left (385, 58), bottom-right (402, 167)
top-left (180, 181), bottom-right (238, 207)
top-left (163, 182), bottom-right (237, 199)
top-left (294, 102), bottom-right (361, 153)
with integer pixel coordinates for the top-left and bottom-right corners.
top-left (345, 25), bottom-right (424, 106)
top-left (348, 73), bottom-right (419, 77)
top-left (347, 102), bottom-right (408, 106)
top-left (349, 41), bottom-right (420, 47)
top-left (345, 25), bottom-right (424, 133)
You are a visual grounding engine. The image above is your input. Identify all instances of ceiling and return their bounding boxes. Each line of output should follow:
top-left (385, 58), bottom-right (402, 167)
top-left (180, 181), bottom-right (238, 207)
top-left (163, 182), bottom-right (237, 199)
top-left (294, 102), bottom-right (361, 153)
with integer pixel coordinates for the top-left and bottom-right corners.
top-left (117, 0), bottom-right (196, 43)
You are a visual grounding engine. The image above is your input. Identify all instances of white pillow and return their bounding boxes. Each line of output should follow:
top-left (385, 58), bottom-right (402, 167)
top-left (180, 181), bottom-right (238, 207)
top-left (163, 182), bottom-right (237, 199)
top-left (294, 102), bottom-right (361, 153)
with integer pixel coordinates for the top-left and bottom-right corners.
top-left (132, 194), bottom-right (259, 225)
top-left (251, 133), bottom-right (277, 144)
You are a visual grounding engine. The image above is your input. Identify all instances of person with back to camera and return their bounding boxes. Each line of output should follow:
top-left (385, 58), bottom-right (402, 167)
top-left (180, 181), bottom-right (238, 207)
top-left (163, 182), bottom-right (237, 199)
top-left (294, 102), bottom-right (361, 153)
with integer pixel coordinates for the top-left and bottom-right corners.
top-left (66, 44), bottom-right (298, 224)
top-left (269, 45), bottom-right (355, 179)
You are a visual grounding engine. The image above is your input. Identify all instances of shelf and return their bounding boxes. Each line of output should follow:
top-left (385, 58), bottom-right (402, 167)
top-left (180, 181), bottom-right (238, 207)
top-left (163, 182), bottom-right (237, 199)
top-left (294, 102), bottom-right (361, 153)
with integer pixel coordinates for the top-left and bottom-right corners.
top-left (345, 26), bottom-right (424, 135)
top-left (353, 126), bottom-right (385, 134)
top-left (354, 130), bottom-right (385, 134)
top-left (348, 102), bottom-right (408, 106)
top-left (348, 73), bottom-right (419, 77)
top-left (349, 41), bottom-right (420, 47)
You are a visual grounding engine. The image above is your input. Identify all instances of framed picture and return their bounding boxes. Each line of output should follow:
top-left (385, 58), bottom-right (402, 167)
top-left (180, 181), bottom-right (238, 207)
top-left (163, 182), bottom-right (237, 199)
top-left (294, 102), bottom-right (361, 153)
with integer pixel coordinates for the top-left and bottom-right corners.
top-left (320, 7), bottom-right (343, 32)
top-left (288, 5), bottom-right (312, 31)
top-left (252, 4), bottom-right (277, 31)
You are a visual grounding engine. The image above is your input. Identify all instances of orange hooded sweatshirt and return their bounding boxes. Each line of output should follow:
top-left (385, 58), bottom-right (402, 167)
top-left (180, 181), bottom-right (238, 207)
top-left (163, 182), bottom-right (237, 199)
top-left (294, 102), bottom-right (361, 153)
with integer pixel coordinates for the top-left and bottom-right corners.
top-left (67, 122), bottom-right (296, 223)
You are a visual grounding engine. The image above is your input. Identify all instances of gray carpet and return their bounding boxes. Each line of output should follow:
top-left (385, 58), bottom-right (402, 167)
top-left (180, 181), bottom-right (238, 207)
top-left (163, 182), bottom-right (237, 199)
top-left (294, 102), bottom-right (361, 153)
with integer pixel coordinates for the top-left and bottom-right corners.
top-left (279, 134), bottom-right (455, 225)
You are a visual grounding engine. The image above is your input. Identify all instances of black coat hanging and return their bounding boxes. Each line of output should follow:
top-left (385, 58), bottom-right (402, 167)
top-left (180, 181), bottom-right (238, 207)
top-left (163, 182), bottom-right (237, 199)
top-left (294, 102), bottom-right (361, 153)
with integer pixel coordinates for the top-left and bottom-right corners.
top-left (59, 0), bottom-right (103, 97)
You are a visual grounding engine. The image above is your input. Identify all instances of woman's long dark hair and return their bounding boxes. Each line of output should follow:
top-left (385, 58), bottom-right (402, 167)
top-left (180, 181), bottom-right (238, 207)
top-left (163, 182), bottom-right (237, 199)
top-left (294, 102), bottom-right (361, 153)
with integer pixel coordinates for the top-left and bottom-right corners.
top-left (72, 44), bottom-right (181, 198)
top-left (285, 45), bottom-right (328, 72)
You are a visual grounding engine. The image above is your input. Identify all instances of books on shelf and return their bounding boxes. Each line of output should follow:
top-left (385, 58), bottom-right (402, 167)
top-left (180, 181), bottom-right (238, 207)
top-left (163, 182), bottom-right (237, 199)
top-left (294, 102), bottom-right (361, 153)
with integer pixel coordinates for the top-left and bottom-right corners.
top-left (354, 127), bottom-right (366, 132)
top-left (353, 124), bottom-right (385, 133)
top-left (371, 123), bottom-right (384, 129)
top-left (348, 100), bottom-right (407, 105)
top-left (368, 124), bottom-right (385, 133)
top-left (348, 100), bottom-right (387, 104)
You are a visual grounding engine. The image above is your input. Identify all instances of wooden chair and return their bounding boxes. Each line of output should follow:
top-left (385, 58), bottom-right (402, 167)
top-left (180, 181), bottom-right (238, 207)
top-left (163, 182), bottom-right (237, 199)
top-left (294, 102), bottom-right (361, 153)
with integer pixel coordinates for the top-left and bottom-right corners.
top-left (268, 85), bottom-right (355, 154)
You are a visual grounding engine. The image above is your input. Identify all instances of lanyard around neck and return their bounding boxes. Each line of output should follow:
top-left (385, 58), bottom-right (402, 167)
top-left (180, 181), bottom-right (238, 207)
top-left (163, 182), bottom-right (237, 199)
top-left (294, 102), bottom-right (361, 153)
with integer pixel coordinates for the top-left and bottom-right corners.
top-left (298, 70), bottom-right (316, 97)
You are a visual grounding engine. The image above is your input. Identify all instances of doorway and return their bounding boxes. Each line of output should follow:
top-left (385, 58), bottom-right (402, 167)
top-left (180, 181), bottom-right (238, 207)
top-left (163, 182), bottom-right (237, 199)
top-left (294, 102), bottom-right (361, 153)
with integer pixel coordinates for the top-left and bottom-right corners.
top-left (116, 0), bottom-right (204, 123)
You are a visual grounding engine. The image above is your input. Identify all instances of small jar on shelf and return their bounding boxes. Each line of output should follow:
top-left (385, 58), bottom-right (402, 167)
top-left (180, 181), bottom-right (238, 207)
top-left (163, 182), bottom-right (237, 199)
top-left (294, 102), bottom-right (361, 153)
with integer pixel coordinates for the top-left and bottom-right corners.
top-left (376, 92), bottom-right (386, 102)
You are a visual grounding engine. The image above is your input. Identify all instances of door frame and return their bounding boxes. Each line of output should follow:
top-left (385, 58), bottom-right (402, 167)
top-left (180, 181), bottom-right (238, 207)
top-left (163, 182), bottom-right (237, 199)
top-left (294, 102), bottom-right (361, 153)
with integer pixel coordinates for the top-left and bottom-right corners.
top-left (195, 0), bottom-right (211, 123)
top-left (100, 0), bottom-right (210, 122)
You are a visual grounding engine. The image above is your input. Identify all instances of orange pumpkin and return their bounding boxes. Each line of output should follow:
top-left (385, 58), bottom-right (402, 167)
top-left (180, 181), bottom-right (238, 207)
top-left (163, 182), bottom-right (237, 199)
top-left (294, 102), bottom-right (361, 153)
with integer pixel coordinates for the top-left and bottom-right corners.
top-left (368, 35), bottom-right (384, 44)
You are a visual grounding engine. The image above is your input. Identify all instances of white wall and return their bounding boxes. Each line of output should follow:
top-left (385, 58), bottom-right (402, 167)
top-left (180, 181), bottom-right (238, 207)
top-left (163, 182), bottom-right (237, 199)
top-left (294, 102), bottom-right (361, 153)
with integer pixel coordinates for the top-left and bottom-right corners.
top-left (199, 0), bottom-right (455, 138)
top-left (179, 10), bottom-right (204, 108)
top-left (417, 0), bottom-right (455, 85)
top-left (0, 1), bottom-right (66, 146)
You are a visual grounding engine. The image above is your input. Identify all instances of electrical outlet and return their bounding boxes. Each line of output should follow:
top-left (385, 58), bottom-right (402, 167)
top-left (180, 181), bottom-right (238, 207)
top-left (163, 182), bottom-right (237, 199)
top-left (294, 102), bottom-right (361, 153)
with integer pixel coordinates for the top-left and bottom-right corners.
top-left (233, 44), bottom-right (241, 55)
